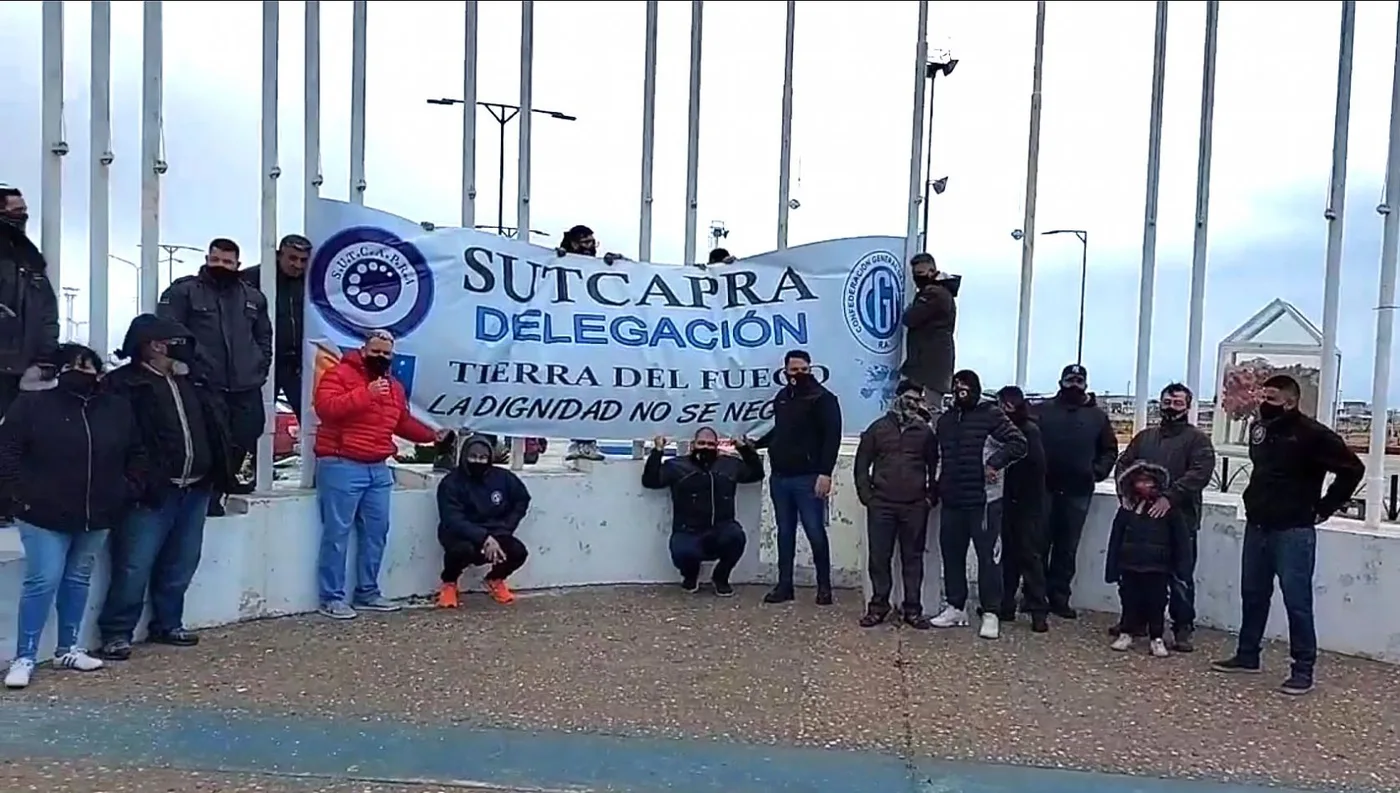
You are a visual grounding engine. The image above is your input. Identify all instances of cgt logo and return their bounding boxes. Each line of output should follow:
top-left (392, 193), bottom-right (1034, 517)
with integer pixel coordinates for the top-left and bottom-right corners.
top-left (309, 226), bottom-right (436, 340)
top-left (843, 250), bottom-right (906, 355)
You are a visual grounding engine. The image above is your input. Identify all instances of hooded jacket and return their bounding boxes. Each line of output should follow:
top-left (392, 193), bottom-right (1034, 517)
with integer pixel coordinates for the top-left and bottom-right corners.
top-left (900, 272), bottom-right (960, 395)
top-left (0, 223), bottom-right (60, 376)
top-left (854, 411), bottom-right (939, 506)
top-left (1105, 462), bottom-right (1192, 582)
top-left (1033, 389), bottom-right (1118, 496)
top-left (312, 349), bottom-right (438, 462)
top-left (935, 371), bottom-right (1027, 509)
top-left (1000, 411), bottom-right (1046, 514)
top-left (157, 266), bottom-right (273, 392)
top-left (1115, 415), bottom-right (1216, 532)
top-left (436, 434), bottom-right (532, 547)
top-left (642, 442), bottom-right (765, 533)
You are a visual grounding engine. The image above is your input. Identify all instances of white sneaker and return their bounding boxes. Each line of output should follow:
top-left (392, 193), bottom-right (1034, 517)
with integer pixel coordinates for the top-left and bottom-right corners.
top-left (55, 649), bottom-right (104, 672)
top-left (978, 613), bottom-right (1001, 639)
top-left (4, 658), bottom-right (35, 689)
top-left (1111, 633), bottom-right (1134, 652)
top-left (1149, 638), bottom-right (1170, 658)
top-left (929, 606), bottom-right (969, 628)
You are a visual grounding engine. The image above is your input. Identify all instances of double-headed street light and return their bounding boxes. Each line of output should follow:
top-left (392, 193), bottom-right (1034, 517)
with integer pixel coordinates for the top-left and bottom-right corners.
top-left (919, 53), bottom-right (958, 251)
top-left (1042, 228), bottom-right (1090, 364)
top-left (427, 98), bottom-right (577, 237)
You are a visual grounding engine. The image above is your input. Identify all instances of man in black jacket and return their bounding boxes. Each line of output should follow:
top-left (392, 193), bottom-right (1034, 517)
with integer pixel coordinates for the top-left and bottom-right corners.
top-left (95, 314), bottom-right (238, 661)
top-left (755, 349), bottom-right (842, 605)
top-left (435, 434), bottom-right (533, 608)
top-left (1113, 382), bottom-right (1217, 651)
top-left (642, 427), bottom-right (765, 596)
top-left (930, 370), bottom-right (1027, 639)
top-left (854, 380), bottom-right (938, 629)
top-left (1033, 363), bottom-right (1118, 618)
top-left (240, 233), bottom-right (311, 419)
top-left (899, 253), bottom-right (959, 406)
top-left (995, 386), bottom-right (1050, 633)
top-left (158, 237), bottom-right (272, 515)
top-left (1212, 374), bottom-right (1363, 696)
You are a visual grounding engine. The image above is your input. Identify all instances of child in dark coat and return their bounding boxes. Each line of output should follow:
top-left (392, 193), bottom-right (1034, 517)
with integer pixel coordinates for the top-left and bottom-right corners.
top-left (1105, 461), bottom-right (1193, 657)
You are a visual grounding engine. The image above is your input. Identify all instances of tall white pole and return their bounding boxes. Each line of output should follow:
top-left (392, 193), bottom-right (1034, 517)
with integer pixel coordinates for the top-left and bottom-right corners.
top-left (903, 0), bottom-right (929, 269)
top-left (1364, 5), bottom-right (1400, 529)
top-left (256, 0), bottom-right (280, 493)
top-left (1185, 0), bottom-right (1219, 424)
top-left (1133, 0), bottom-right (1169, 433)
top-left (776, 0), bottom-right (796, 251)
top-left (40, 1), bottom-right (65, 290)
top-left (638, 0), bottom-right (659, 261)
top-left (461, 1), bottom-right (479, 228)
top-left (682, 0), bottom-right (704, 266)
top-left (1320, 1), bottom-right (1357, 429)
top-left (1013, 0), bottom-right (1046, 388)
top-left (349, 0), bottom-right (368, 205)
top-left (89, 1), bottom-right (113, 358)
top-left (300, 0), bottom-right (322, 491)
top-left (517, 0), bottom-right (534, 241)
top-left (139, 1), bottom-right (164, 314)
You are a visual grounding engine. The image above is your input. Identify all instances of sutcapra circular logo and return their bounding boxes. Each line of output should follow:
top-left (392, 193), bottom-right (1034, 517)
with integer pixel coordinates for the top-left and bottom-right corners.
top-left (309, 226), bottom-right (434, 339)
top-left (843, 250), bottom-right (905, 355)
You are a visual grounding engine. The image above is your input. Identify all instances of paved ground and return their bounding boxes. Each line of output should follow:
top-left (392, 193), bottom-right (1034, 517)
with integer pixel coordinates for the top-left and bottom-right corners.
top-left (0, 763), bottom-right (508, 792)
top-left (3, 585), bottom-right (1398, 793)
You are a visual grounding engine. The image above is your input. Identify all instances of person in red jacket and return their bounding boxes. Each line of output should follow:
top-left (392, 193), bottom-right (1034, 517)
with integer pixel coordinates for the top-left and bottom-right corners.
top-left (313, 330), bottom-right (440, 620)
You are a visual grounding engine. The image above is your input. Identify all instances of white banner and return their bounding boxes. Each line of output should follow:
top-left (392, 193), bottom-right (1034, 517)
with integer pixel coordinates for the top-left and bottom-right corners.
top-left (305, 199), bottom-right (906, 440)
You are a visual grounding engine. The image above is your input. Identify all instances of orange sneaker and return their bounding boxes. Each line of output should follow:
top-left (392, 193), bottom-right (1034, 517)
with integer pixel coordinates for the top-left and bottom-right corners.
top-left (437, 582), bottom-right (460, 609)
top-left (485, 579), bottom-right (515, 604)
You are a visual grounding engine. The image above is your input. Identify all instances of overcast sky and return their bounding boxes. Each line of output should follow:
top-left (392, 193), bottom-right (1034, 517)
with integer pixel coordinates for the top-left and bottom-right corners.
top-left (2, 0), bottom-right (1399, 400)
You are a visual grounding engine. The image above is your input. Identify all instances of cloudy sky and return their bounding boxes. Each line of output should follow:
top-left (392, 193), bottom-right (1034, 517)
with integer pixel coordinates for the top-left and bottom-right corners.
top-left (2, 0), bottom-right (1399, 400)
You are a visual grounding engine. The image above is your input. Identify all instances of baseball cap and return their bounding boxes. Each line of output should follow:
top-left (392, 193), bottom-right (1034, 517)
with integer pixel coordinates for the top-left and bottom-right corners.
top-left (1060, 364), bottom-right (1087, 381)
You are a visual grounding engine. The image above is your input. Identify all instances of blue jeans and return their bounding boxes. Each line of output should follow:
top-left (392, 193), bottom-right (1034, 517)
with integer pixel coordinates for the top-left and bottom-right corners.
top-left (15, 522), bottom-right (108, 660)
top-left (1235, 525), bottom-right (1317, 677)
top-left (770, 473), bottom-right (831, 589)
top-left (317, 457), bottom-right (394, 605)
top-left (99, 484), bottom-right (211, 642)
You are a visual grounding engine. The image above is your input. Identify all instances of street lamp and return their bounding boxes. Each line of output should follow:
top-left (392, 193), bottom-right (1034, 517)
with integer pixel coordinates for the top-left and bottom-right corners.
top-left (1042, 228), bottom-right (1090, 364)
top-left (919, 53), bottom-right (958, 251)
top-left (427, 98), bottom-right (577, 237)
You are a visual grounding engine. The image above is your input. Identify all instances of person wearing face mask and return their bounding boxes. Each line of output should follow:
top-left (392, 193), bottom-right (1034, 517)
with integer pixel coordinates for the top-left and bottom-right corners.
top-left (556, 224), bottom-right (627, 463)
top-left (435, 434), bottom-right (533, 608)
top-left (853, 381), bottom-right (939, 629)
top-left (1212, 374), bottom-right (1363, 696)
top-left (1111, 383), bottom-right (1216, 651)
top-left (1031, 363), bottom-right (1118, 619)
top-left (0, 344), bottom-right (144, 689)
top-left (993, 386), bottom-right (1050, 633)
top-left (642, 427), bottom-right (765, 596)
top-left (929, 371), bottom-right (1026, 638)
top-left (95, 314), bottom-right (239, 662)
top-left (312, 330), bottom-right (443, 620)
top-left (899, 253), bottom-right (960, 409)
top-left (0, 186), bottom-right (61, 527)
top-left (157, 237), bottom-right (273, 517)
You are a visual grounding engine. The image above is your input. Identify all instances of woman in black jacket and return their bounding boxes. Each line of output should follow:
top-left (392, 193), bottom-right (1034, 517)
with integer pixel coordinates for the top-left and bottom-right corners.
top-left (1, 344), bottom-right (144, 689)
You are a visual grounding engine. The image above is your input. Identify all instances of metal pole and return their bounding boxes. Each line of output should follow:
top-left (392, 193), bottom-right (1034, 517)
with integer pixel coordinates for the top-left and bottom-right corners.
top-left (903, 0), bottom-right (929, 267)
top-left (1013, 0), bottom-right (1046, 388)
top-left (497, 113), bottom-right (508, 235)
top-left (461, 1), bottom-right (479, 228)
top-left (256, 0), bottom-right (280, 493)
top-left (300, 0), bottom-right (322, 491)
top-left (638, 0), bottom-right (659, 259)
top-left (1320, 1), bottom-right (1357, 429)
top-left (517, 2), bottom-right (534, 241)
top-left (349, 0), bottom-right (368, 205)
top-left (1076, 233), bottom-right (1088, 364)
top-left (1186, 0), bottom-right (1220, 425)
top-left (89, 1), bottom-right (112, 359)
top-left (41, 1), bottom-right (65, 289)
top-left (1133, 0), bottom-right (1169, 433)
top-left (776, 0), bottom-right (796, 251)
top-left (1364, 5), bottom-right (1400, 529)
top-left (919, 71), bottom-right (937, 253)
top-left (139, 1), bottom-right (163, 314)
top-left (683, 0), bottom-right (704, 266)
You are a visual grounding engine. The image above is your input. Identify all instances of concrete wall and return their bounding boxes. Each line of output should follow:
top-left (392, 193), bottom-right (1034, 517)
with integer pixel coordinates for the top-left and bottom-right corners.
top-left (2, 454), bottom-right (1399, 664)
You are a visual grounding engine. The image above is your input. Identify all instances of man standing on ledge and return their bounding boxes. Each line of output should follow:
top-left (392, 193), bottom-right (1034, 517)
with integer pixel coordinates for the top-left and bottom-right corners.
top-left (900, 253), bottom-right (959, 409)
top-left (755, 350), bottom-right (842, 605)
top-left (1212, 374), bottom-right (1362, 696)
top-left (241, 233), bottom-right (312, 419)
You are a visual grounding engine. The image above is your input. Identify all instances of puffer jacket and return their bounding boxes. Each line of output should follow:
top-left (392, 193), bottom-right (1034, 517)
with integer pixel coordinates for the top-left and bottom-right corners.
top-left (313, 350), bottom-right (437, 462)
top-left (1034, 390), bottom-right (1118, 496)
top-left (936, 382), bottom-right (1028, 509)
top-left (641, 445), bottom-right (765, 533)
top-left (854, 413), bottom-right (939, 505)
top-left (1105, 461), bottom-right (1192, 582)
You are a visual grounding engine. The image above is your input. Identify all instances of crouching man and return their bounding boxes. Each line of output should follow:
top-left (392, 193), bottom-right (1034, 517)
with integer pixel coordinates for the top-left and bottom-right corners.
top-left (642, 427), bottom-right (765, 596)
top-left (436, 435), bottom-right (532, 608)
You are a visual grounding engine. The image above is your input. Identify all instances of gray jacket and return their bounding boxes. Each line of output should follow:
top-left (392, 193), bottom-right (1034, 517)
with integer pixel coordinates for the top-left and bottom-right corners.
top-left (157, 267), bottom-right (273, 392)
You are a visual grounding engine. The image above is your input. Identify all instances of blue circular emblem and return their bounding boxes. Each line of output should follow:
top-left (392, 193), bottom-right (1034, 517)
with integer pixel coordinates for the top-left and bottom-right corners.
top-left (843, 250), bottom-right (905, 355)
top-left (308, 226), bottom-right (434, 339)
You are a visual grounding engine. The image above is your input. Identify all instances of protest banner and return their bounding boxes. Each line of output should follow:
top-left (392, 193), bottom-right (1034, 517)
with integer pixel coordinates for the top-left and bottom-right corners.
top-left (305, 198), bottom-right (906, 440)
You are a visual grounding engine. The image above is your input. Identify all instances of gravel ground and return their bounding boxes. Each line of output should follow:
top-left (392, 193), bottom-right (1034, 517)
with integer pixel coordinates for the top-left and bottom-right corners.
top-left (0, 761), bottom-right (517, 792)
top-left (8, 585), bottom-right (1400, 791)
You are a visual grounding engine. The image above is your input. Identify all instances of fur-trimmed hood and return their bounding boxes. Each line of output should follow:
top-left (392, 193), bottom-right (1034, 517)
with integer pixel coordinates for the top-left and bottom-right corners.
top-left (1116, 460), bottom-right (1170, 502)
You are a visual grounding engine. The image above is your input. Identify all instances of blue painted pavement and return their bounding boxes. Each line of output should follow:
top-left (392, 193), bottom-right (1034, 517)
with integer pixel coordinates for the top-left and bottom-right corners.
top-left (0, 701), bottom-right (1330, 793)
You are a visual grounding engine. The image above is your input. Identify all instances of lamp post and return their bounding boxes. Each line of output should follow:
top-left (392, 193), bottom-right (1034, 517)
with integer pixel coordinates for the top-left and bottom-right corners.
top-left (1042, 228), bottom-right (1089, 364)
top-left (918, 54), bottom-right (957, 251)
top-left (427, 98), bottom-right (576, 236)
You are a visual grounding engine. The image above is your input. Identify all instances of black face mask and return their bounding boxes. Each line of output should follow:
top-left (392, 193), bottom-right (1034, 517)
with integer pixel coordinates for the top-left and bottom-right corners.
top-left (465, 461), bottom-right (491, 479)
top-left (1257, 402), bottom-right (1287, 422)
top-left (163, 339), bottom-right (194, 363)
top-left (787, 371), bottom-right (811, 389)
top-left (914, 273), bottom-right (937, 289)
top-left (58, 370), bottom-right (98, 395)
top-left (954, 388), bottom-right (977, 408)
top-left (691, 448), bottom-right (718, 467)
top-left (1160, 407), bottom-right (1186, 423)
top-left (0, 212), bottom-right (27, 232)
top-left (207, 266), bottom-right (241, 288)
top-left (363, 355), bottom-right (391, 377)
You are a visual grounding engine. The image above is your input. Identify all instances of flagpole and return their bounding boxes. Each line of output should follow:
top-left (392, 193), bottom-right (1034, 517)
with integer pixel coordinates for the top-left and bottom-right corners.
top-left (683, 0), bottom-right (704, 266)
top-left (461, 1), bottom-right (479, 228)
top-left (1013, 0), bottom-right (1046, 388)
top-left (1319, 1), bottom-right (1356, 428)
top-left (256, 0), bottom-right (280, 493)
top-left (776, 0), bottom-right (796, 250)
top-left (1133, 0), bottom-right (1169, 433)
top-left (638, 0), bottom-right (659, 260)
top-left (1185, 0), bottom-right (1219, 423)
top-left (349, 0), bottom-right (368, 205)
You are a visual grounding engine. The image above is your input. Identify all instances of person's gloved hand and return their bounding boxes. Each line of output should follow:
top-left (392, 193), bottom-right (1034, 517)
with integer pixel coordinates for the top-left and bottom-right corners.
top-left (555, 247), bottom-right (569, 258)
top-left (603, 252), bottom-right (628, 265)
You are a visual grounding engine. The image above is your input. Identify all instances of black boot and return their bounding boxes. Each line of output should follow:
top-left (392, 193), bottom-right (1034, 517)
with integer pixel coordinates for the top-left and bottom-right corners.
top-left (1171, 627), bottom-right (1195, 653)
top-left (1030, 613), bottom-right (1049, 633)
top-left (859, 606), bottom-right (890, 628)
top-left (763, 585), bottom-right (795, 604)
top-left (815, 586), bottom-right (834, 606)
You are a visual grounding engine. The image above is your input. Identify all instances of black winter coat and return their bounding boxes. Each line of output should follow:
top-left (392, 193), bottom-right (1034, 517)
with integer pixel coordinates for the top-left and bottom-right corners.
top-left (1002, 417), bottom-right (1046, 515)
top-left (0, 225), bottom-right (60, 376)
top-left (853, 414), bottom-right (939, 506)
top-left (936, 399), bottom-right (1027, 509)
top-left (240, 264), bottom-right (304, 370)
top-left (1115, 418), bottom-right (1216, 532)
top-left (1034, 391), bottom-right (1118, 496)
top-left (755, 382), bottom-right (842, 477)
top-left (899, 274), bottom-right (960, 395)
top-left (437, 464), bottom-right (532, 547)
top-left (0, 385), bottom-right (144, 532)
top-left (157, 267), bottom-right (273, 392)
top-left (1243, 410), bottom-right (1364, 530)
top-left (1106, 462), bottom-right (1193, 581)
top-left (642, 447), bottom-right (765, 533)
